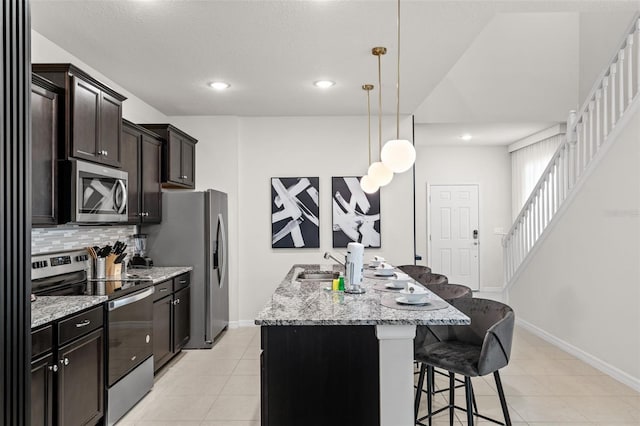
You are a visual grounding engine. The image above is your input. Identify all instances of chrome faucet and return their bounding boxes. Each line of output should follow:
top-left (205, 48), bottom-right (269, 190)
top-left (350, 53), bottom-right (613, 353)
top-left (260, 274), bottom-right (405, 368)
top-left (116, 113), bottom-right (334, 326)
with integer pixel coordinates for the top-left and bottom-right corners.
top-left (323, 252), bottom-right (345, 266)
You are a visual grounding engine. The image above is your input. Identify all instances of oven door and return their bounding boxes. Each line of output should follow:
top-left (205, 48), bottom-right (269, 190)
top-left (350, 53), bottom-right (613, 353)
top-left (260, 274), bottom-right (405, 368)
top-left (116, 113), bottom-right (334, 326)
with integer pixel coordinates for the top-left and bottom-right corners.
top-left (106, 286), bottom-right (154, 387)
top-left (72, 159), bottom-right (128, 223)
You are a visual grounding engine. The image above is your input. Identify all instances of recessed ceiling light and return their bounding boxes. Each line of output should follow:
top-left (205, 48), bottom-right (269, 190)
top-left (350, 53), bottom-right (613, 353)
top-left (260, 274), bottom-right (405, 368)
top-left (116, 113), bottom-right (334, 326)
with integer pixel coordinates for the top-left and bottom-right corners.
top-left (460, 133), bottom-right (473, 141)
top-left (314, 80), bottom-right (335, 89)
top-left (208, 81), bottom-right (230, 90)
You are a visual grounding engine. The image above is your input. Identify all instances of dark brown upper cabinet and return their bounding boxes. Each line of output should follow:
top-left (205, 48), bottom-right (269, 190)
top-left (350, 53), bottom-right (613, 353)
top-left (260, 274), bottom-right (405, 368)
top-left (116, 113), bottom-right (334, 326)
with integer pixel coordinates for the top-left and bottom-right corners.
top-left (33, 64), bottom-right (127, 168)
top-left (139, 124), bottom-right (197, 189)
top-left (122, 120), bottom-right (163, 224)
top-left (31, 74), bottom-right (62, 226)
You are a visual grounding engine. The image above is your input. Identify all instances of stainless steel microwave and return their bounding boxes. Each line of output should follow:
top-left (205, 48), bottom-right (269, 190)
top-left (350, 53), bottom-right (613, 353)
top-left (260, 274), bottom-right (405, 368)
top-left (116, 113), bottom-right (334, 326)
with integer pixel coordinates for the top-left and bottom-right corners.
top-left (62, 159), bottom-right (128, 223)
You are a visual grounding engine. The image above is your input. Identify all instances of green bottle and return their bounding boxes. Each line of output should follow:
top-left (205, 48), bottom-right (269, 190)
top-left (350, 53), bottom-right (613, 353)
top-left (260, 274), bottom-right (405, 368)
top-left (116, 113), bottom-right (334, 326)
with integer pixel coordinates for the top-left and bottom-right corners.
top-left (338, 274), bottom-right (345, 291)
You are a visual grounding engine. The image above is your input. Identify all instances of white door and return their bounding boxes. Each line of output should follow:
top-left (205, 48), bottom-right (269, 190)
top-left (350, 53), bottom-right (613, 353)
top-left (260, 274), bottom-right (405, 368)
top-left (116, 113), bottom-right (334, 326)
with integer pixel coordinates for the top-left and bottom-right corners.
top-left (428, 185), bottom-right (479, 290)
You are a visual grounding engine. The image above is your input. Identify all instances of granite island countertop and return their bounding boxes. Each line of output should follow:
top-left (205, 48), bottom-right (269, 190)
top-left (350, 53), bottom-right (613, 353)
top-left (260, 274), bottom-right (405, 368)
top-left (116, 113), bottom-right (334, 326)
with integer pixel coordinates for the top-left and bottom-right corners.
top-left (255, 264), bottom-right (470, 326)
top-left (32, 295), bottom-right (108, 329)
top-left (127, 266), bottom-right (193, 284)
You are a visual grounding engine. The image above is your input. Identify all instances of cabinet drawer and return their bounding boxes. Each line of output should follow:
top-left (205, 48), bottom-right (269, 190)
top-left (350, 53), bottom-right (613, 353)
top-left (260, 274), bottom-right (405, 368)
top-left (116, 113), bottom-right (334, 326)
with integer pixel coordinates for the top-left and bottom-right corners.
top-left (173, 273), bottom-right (190, 291)
top-left (31, 325), bottom-right (53, 360)
top-left (154, 279), bottom-right (173, 301)
top-left (58, 306), bottom-right (103, 346)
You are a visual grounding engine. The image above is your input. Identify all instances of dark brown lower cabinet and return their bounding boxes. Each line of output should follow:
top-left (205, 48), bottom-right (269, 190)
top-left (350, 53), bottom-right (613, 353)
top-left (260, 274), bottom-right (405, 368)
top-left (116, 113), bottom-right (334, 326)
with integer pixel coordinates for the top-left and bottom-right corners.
top-left (30, 307), bottom-right (104, 426)
top-left (30, 354), bottom-right (54, 426)
top-left (173, 286), bottom-right (191, 352)
top-left (57, 329), bottom-right (104, 426)
top-left (152, 275), bottom-right (191, 373)
top-left (153, 294), bottom-right (173, 371)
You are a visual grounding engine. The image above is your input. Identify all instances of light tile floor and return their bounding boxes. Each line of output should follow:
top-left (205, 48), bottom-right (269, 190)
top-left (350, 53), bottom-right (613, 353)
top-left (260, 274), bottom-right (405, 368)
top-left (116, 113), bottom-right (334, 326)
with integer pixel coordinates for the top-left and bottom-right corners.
top-left (118, 326), bottom-right (639, 426)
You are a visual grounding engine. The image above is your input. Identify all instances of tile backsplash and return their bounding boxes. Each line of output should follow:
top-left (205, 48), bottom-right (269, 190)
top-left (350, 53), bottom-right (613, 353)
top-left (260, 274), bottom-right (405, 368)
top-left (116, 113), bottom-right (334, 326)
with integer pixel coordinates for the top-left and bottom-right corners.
top-left (32, 225), bottom-right (137, 254)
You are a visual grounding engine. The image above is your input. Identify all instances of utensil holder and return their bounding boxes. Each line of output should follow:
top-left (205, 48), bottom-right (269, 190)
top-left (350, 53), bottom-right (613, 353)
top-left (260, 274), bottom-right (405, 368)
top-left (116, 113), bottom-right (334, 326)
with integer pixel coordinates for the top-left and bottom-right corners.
top-left (95, 258), bottom-right (106, 279)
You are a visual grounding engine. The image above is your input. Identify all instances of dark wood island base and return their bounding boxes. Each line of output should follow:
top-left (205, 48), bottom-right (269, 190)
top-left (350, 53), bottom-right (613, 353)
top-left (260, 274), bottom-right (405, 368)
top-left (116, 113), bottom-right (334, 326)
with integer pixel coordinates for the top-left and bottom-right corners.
top-left (260, 325), bottom-right (380, 426)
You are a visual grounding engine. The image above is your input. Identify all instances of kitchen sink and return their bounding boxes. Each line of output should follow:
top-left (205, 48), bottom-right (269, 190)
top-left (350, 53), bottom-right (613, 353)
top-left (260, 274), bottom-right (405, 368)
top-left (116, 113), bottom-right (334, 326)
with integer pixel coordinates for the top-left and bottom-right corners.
top-left (296, 271), bottom-right (340, 281)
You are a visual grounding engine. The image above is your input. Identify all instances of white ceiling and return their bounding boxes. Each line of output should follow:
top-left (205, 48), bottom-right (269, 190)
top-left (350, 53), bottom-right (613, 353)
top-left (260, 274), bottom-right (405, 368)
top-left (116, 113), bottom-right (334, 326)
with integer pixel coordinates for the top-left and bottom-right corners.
top-left (31, 0), bottom-right (638, 144)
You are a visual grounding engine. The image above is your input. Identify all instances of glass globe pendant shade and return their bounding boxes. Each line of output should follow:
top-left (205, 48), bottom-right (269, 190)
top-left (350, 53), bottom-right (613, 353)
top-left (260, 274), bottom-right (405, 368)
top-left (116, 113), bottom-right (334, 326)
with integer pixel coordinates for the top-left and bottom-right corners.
top-left (360, 175), bottom-right (380, 194)
top-left (367, 162), bottom-right (393, 187)
top-left (381, 139), bottom-right (416, 173)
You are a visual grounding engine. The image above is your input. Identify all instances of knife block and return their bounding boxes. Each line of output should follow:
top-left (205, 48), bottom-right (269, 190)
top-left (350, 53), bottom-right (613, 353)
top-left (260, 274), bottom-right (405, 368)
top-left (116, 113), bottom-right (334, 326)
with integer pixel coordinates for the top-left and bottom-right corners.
top-left (106, 254), bottom-right (121, 278)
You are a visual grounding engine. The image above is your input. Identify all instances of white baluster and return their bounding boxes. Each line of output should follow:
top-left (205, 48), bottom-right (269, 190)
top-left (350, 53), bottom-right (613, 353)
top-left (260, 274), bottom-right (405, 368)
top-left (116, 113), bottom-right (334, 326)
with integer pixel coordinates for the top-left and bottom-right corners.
top-left (574, 120), bottom-right (583, 181)
top-left (588, 101), bottom-right (595, 161)
top-left (610, 62), bottom-right (618, 128)
top-left (627, 34), bottom-right (635, 105)
top-left (635, 19), bottom-right (640, 99)
top-left (602, 76), bottom-right (609, 138)
top-left (595, 89), bottom-right (602, 148)
top-left (619, 48), bottom-right (626, 117)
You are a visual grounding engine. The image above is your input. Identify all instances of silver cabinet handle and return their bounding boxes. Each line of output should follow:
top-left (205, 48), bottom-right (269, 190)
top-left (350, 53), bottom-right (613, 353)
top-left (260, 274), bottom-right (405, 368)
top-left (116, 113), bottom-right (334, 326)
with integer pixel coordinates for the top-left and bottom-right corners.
top-left (60, 358), bottom-right (69, 366)
top-left (48, 365), bottom-right (58, 372)
top-left (159, 288), bottom-right (168, 292)
top-left (75, 319), bottom-right (91, 328)
top-left (145, 212), bottom-right (149, 217)
top-left (179, 280), bottom-right (187, 284)
top-left (173, 299), bottom-right (180, 305)
top-left (103, 150), bottom-right (108, 156)
top-left (181, 175), bottom-right (188, 179)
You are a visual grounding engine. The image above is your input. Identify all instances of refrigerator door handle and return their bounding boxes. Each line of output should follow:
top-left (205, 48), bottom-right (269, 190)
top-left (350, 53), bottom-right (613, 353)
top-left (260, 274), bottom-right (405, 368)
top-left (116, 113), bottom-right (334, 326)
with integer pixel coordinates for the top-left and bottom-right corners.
top-left (217, 213), bottom-right (227, 289)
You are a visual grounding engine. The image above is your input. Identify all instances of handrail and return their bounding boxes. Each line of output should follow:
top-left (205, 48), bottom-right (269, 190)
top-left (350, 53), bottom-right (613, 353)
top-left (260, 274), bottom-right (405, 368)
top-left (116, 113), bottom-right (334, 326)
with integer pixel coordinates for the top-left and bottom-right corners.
top-left (503, 15), bottom-right (640, 286)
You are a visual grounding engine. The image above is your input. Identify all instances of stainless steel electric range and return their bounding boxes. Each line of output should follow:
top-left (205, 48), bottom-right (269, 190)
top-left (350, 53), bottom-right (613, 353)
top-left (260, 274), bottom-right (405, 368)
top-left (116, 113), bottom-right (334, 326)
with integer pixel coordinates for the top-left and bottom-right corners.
top-left (32, 249), bottom-right (155, 426)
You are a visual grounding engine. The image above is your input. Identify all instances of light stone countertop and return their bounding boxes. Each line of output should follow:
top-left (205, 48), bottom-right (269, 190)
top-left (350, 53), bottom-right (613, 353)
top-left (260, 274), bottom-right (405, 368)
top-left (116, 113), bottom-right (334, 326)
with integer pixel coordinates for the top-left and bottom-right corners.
top-left (31, 296), bottom-right (108, 329)
top-left (31, 266), bottom-right (192, 329)
top-left (126, 266), bottom-right (193, 284)
top-left (255, 264), bottom-right (471, 326)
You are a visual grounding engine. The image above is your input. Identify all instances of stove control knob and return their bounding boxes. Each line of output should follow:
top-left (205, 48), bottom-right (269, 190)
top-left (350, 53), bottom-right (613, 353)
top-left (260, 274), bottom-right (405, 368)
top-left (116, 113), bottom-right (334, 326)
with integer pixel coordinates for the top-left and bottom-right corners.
top-left (31, 262), bottom-right (38, 269)
top-left (42, 261), bottom-right (48, 267)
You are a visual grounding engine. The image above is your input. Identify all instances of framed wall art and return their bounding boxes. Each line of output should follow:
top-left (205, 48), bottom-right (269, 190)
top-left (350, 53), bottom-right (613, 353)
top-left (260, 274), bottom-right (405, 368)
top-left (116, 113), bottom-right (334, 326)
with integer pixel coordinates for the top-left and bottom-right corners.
top-left (332, 176), bottom-right (380, 248)
top-left (271, 177), bottom-right (320, 248)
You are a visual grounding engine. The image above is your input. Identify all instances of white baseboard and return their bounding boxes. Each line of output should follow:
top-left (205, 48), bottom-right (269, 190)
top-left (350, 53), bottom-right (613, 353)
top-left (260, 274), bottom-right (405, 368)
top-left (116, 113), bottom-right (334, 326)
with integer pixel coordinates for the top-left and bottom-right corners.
top-left (517, 318), bottom-right (640, 392)
top-left (228, 320), bottom-right (258, 329)
top-left (479, 286), bottom-right (504, 293)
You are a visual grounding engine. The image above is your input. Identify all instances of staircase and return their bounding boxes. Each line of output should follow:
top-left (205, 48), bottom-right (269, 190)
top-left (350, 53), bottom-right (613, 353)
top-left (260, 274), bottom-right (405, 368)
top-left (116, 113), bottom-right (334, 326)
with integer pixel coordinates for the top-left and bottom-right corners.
top-left (503, 15), bottom-right (640, 286)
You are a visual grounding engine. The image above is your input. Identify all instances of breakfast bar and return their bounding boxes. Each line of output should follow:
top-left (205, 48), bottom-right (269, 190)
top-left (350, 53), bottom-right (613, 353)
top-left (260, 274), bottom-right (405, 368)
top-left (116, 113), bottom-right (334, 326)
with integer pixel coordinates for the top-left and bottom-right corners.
top-left (255, 264), bottom-right (470, 426)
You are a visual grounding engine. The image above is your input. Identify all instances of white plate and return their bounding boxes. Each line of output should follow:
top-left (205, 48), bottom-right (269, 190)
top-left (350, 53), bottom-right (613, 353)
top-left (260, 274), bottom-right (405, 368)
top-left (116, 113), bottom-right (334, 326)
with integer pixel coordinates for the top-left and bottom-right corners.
top-left (385, 282), bottom-right (404, 289)
top-left (375, 270), bottom-right (395, 277)
top-left (395, 296), bottom-right (430, 305)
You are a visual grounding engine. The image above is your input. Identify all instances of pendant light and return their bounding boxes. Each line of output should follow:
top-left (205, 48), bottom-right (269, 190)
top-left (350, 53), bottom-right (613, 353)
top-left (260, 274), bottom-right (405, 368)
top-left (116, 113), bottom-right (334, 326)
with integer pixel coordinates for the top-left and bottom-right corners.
top-left (368, 47), bottom-right (393, 187)
top-left (360, 84), bottom-right (380, 194)
top-left (381, 0), bottom-right (416, 173)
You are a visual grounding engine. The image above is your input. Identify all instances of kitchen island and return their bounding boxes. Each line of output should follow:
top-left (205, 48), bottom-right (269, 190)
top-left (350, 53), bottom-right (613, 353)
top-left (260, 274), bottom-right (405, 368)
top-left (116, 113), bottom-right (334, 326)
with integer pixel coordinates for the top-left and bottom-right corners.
top-left (255, 264), bottom-right (470, 426)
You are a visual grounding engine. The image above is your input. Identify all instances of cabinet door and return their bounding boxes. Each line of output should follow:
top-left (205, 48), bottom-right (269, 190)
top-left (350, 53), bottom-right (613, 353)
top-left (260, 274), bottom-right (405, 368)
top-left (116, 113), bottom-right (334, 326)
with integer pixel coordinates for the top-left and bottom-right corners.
top-left (153, 295), bottom-right (173, 372)
top-left (57, 329), bottom-right (104, 426)
top-left (99, 92), bottom-right (122, 167)
top-left (121, 124), bottom-right (141, 223)
top-left (167, 132), bottom-right (183, 185)
top-left (31, 84), bottom-right (58, 226)
top-left (71, 77), bottom-right (100, 162)
top-left (31, 354), bottom-right (54, 426)
top-left (173, 286), bottom-right (191, 352)
top-left (141, 134), bottom-right (162, 223)
top-left (181, 140), bottom-right (195, 188)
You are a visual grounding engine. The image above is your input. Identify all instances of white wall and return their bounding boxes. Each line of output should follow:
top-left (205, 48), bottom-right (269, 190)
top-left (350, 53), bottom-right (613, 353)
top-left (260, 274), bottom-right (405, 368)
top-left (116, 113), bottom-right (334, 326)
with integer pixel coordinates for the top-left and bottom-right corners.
top-left (509, 104), bottom-right (640, 386)
top-left (168, 116), bottom-right (241, 323)
top-left (31, 30), bottom-right (167, 123)
top-left (237, 116), bottom-right (414, 322)
top-left (413, 135), bottom-right (512, 291)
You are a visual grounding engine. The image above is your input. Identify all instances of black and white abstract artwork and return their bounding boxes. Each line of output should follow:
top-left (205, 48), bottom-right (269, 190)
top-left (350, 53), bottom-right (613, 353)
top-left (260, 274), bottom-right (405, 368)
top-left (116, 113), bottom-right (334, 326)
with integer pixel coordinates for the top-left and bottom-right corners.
top-left (271, 177), bottom-right (320, 248)
top-left (332, 176), bottom-right (381, 248)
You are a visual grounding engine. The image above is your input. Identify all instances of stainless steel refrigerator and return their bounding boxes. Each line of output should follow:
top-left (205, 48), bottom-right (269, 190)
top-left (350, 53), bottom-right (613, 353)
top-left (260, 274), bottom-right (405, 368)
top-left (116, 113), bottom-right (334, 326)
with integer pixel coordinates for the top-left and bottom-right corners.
top-left (144, 189), bottom-right (229, 348)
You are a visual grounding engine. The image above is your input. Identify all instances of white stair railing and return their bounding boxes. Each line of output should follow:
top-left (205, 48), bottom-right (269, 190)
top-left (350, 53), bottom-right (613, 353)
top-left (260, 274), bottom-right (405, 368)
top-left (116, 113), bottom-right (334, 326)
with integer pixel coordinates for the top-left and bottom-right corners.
top-left (503, 15), bottom-right (640, 285)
